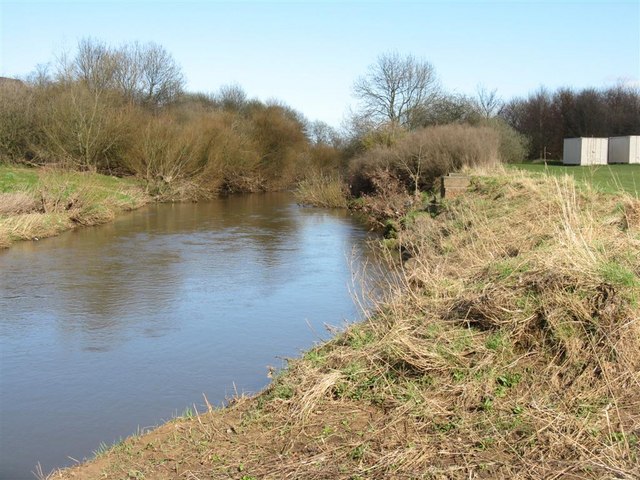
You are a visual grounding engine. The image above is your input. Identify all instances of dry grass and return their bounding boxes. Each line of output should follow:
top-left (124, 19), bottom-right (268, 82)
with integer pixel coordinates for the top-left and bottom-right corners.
top-left (0, 212), bottom-right (71, 241)
top-left (295, 172), bottom-right (350, 208)
top-left (0, 191), bottom-right (40, 216)
top-left (0, 167), bottom-right (148, 248)
top-left (53, 170), bottom-right (639, 479)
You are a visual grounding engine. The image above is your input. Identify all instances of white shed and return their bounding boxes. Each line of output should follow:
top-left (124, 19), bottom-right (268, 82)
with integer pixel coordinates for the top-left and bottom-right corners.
top-left (608, 136), bottom-right (640, 164)
top-left (563, 138), bottom-right (609, 165)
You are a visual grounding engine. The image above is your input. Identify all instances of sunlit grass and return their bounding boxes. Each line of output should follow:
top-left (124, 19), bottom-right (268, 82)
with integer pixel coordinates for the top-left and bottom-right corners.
top-left (509, 162), bottom-right (640, 197)
top-left (0, 165), bottom-right (148, 247)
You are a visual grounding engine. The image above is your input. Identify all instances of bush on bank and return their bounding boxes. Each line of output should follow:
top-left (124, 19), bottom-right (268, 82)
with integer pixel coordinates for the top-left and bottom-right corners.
top-left (348, 124), bottom-right (501, 197)
top-left (0, 80), bottom-right (339, 200)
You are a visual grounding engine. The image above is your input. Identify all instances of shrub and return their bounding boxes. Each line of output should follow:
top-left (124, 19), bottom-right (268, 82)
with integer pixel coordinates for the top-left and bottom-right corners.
top-left (250, 105), bottom-right (308, 189)
top-left (34, 84), bottom-right (133, 172)
top-left (349, 124), bottom-right (500, 196)
top-left (126, 113), bottom-right (212, 198)
top-left (0, 81), bottom-right (41, 162)
top-left (482, 118), bottom-right (529, 163)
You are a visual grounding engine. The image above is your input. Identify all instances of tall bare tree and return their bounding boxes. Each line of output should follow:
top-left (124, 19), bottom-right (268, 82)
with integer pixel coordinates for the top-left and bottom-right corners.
top-left (353, 52), bottom-right (440, 129)
top-left (56, 39), bottom-right (185, 107)
top-left (474, 84), bottom-right (503, 119)
top-left (138, 42), bottom-right (184, 106)
top-left (74, 38), bottom-right (117, 93)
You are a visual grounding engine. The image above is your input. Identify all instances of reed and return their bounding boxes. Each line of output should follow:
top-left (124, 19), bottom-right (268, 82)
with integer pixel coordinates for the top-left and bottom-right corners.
top-left (294, 172), bottom-right (350, 208)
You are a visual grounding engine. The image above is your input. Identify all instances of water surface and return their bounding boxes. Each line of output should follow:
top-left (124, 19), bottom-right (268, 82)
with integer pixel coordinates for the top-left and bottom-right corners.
top-left (0, 193), bottom-right (380, 479)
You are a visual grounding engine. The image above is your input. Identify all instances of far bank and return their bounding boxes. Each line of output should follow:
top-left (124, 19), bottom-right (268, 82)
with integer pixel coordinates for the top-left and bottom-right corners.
top-left (0, 166), bottom-right (149, 249)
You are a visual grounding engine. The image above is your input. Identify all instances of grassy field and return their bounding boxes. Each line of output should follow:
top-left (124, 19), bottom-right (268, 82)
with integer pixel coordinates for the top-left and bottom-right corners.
top-left (509, 162), bottom-right (640, 197)
top-left (0, 166), bottom-right (148, 248)
top-left (52, 169), bottom-right (640, 480)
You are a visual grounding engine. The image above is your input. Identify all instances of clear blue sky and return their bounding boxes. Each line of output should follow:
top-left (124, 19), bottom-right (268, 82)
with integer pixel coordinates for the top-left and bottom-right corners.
top-left (1, 0), bottom-right (638, 127)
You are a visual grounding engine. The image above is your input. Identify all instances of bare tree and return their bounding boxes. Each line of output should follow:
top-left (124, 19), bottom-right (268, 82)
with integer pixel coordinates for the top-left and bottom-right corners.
top-left (474, 84), bottom-right (503, 119)
top-left (111, 42), bottom-right (143, 102)
top-left (57, 39), bottom-right (185, 107)
top-left (353, 52), bottom-right (440, 129)
top-left (113, 41), bottom-right (184, 106)
top-left (307, 120), bottom-right (341, 147)
top-left (73, 38), bottom-right (117, 93)
top-left (138, 42), bottom-right (184, 106)
top-left (26, 63), bottom-right (53, 87)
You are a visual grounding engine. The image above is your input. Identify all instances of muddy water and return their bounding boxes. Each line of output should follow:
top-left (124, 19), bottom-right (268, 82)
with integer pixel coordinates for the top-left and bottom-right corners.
top-left (0, 193), bottom-right (381, 479)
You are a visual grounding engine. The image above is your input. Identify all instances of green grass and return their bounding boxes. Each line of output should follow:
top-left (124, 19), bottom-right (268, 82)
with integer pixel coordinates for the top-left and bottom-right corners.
top-left (0, 166), bottom-right (39, 192)
top-left (0, 165), bottom-right (145, 207)
top-left (509, 162), bottom-right (640, 197)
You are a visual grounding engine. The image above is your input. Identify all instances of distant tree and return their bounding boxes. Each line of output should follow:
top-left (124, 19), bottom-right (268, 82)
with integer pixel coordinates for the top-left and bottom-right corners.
top-left (502, 84), bottom-right (640, 159)
top-left (135, 42), bottom-right (184, 106)
top-left (501, 88), bottom-right (555, 159)
top-left (26, 63), bottom-right (53, 87)
top-left (604, 83), bottom-right (640, 135)
top-left (353, 52), bottom-right (441, 129)
top-left (411, 93), bottom-right (478, 127)
top-left (74, 38), bottom-right (117, 93)
top-left (111, 42), bottom-right (143, 102)
top-left (55, 39), bottom-right (185, 108)
top-left (474, 84), bottom-right (503, 119)
top-left (307, 120), bottom-right (341, 147)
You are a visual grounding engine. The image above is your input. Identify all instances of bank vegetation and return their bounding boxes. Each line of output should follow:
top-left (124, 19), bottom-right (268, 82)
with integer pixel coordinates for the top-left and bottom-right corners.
top-left (0, 40), bottom-right (344, 199)
top-left (0, 166), bottom-right (147, 248)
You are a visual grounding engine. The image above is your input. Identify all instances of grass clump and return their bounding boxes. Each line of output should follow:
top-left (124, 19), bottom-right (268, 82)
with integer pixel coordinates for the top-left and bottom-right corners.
top-left (0, 166), bottom-right (147, 247)
top-left (51, 169), bottom-right (639, 480)
top-left (294, 171), bottom-right (350, 208)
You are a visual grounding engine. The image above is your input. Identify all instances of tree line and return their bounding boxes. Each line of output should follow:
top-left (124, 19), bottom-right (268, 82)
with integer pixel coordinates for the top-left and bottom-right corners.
top-left (0, 39), bottom-right (345, 199)
top-left (501, 85), bottom-right (640, 160)
top-left (348, 52), bottom-right (640, 161)
top-left (1, 41), bottom-right (638, 201)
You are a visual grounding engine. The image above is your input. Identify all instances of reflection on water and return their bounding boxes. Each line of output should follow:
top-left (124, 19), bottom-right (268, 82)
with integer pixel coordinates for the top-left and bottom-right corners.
top-left (0, 192), bottom-right (381, 479)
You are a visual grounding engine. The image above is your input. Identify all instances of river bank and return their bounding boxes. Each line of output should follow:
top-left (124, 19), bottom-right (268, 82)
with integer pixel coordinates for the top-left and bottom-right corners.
top-left (51, 169), bottom-right (639, 479)
top-left (0, 166), bottom-right (149, 249)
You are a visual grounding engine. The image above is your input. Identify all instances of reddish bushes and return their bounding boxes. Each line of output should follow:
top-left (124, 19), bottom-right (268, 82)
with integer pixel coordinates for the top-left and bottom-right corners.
top-left (349, 124), bottom-right (500, 196)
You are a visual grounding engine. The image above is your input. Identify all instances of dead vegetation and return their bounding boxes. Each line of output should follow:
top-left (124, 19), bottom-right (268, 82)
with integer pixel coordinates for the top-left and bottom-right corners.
top-left (294, 172), bottom-right (350, 209)
top-left (53, 170), bottom-right (639, 479)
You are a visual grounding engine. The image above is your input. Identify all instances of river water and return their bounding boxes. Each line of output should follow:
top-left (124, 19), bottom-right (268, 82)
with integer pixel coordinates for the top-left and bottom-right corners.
top-left (0, 193), bottom-right (381, 479)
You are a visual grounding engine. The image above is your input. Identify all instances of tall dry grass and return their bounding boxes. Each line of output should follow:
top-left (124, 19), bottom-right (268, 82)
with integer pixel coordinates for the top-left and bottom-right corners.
top-left (0, 192), bottom-right (40, 216)
top-left (294, 172), bottom-right (350, 208)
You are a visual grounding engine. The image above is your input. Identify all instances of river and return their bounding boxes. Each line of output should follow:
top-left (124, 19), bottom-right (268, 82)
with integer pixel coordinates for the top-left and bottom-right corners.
top-left (0, 193), bottom-right (381, 479)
